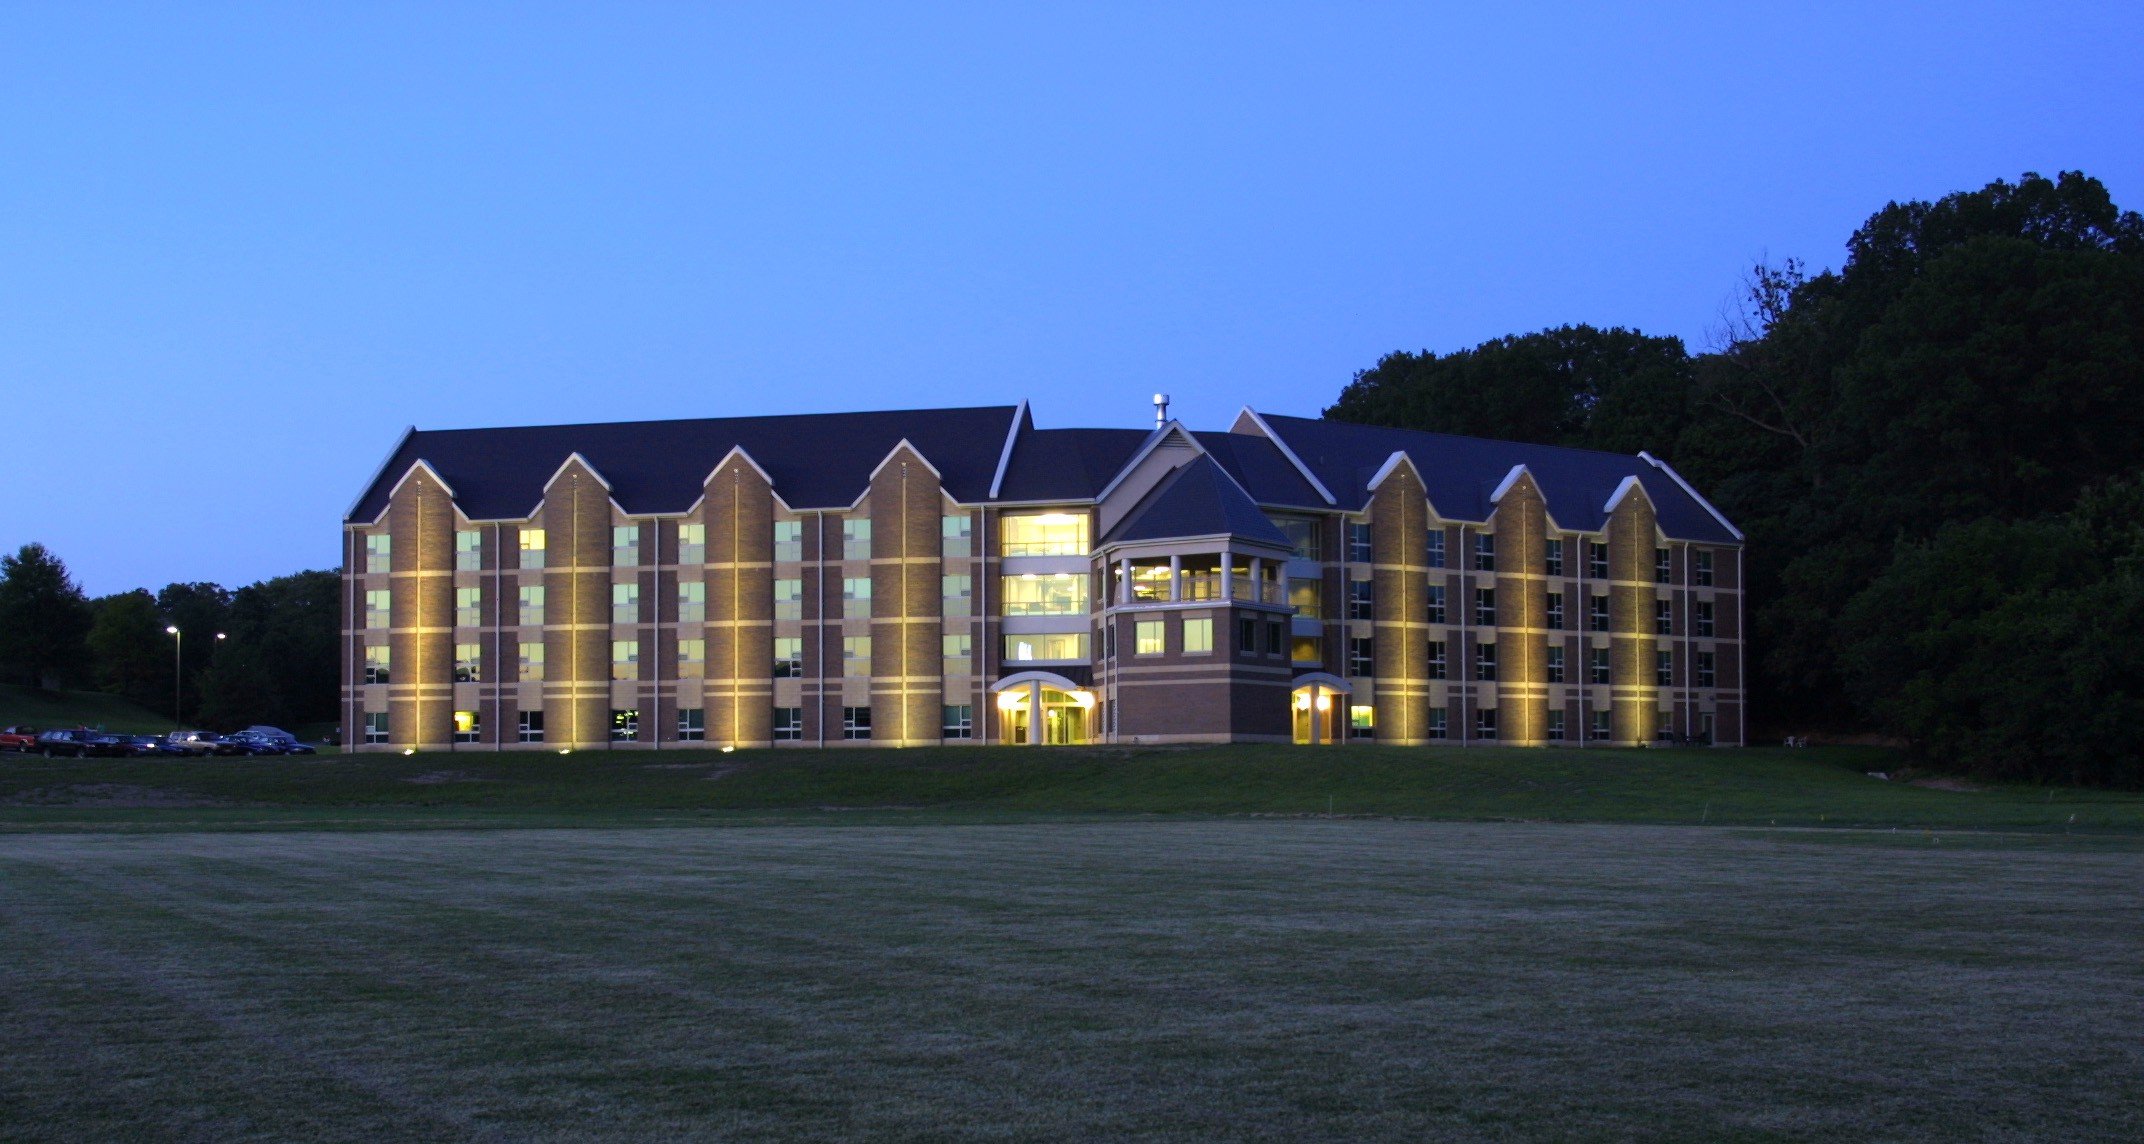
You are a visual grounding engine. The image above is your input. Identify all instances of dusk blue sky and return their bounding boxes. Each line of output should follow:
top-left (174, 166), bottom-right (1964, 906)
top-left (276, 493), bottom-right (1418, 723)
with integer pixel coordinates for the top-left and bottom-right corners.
top-left (3, 4), bottom-right (2139, 596)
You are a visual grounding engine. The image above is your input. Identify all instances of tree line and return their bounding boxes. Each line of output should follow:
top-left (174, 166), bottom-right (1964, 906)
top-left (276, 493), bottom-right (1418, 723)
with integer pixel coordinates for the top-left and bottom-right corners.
top-left (1327, 171), bottom-right (2144, 787)
top-left (0, 544), bottom-right (339, 732)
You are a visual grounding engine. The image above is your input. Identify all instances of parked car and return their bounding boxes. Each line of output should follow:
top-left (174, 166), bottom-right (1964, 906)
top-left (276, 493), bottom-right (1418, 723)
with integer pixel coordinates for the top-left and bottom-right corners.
top-left (165, 730), bottom-right (232, 757)
top-left (231, 726), bottom-right (315, 755)
top-left (34, 729), bottom-right (129, 758)
top-left (0, 725), bottom-right (38, 752)
top-left (123, 734), bottom-right (182, 757)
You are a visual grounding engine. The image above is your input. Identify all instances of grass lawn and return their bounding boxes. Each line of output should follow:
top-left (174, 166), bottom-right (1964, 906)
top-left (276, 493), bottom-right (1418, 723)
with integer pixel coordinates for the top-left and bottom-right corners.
top-left (1, 820), bottom-right (2138, 1141)
top-left (0, 682), bottom-right (177, 735)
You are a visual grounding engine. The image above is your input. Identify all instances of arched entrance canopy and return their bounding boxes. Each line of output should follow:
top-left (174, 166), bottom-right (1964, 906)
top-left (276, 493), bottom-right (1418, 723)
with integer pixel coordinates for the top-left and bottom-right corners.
top-left (990, 672), bottom-right (1094, 745)
top-left (1290, 673), bottom-right (1352, 745)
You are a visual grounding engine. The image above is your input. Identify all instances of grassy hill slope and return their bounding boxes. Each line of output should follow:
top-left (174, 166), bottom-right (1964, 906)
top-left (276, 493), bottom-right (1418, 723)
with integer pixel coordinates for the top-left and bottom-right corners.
top-left (0, 684), bottom-right (174, 734)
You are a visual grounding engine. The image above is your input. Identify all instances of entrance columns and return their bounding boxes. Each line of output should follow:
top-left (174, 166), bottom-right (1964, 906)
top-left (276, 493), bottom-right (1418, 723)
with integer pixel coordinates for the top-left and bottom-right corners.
top-left (1028, 679), bottom-right (1043, 745)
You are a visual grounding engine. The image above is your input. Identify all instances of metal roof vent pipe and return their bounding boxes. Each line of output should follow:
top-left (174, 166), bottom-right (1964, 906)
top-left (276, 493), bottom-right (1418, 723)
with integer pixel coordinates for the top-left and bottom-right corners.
top-left (1153, 393), bottom-right (1170, 428)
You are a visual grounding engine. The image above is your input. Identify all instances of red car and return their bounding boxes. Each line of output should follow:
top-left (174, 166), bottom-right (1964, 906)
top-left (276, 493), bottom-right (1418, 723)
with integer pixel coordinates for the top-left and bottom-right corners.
top-left (0, 725), bottom-right (38, 752)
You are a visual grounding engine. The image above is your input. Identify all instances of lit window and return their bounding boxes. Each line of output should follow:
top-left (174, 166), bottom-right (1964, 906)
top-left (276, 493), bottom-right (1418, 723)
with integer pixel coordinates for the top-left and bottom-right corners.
top-left (611, 709), bottom-right (639, 742)
top-left (1694, 601), bottom-right (1715, 638)
top-left (1590, 647), bottom-right (1611, 685)
top-left (1475, 588), bottom-right (1496, 627)
top-left (943, 573), bottom-right (972, 617)
top-left (842, 706), bottom-right (872, 740)
top-left (364, 589), bottom-right (390, 629)
top-left (456, 587), bottom-right (481, 628)
top-left (518, 585), bottom-right (545, 626)
top-left (678, 523), bottom-right (705, 566)
top-left (454, 710), bottom-right (480, 744)
top-left (1135, 620), bottom-right (1165, 655)
top-left (1474, 533), bottom-right (1496, 572)
top-left (1545, 539), bottom-right (1564, 577)
top-left (1426, 585), bottom-right (1446, 625)
top-left (1000, 574), bottom-right (1086, 616)
top-left (1347, 521), bottom-right (1373, 562)
top-left (1474, 643), bottom-right (1497, 682)
top-left (612, 583), bottom-right (639, 625)
top-left (843, 577), bottom-right (873, 619)
top-left (677, 638), bottom-right (705, 679)
top-left (943, 633), bottom-right (972, 675)
top-left (1347, 637), bottom-right (1373, 677)
top-left (773, 707), bottom-right (803, 741)
top-left (363, 711), bottom-right (389, 744)
top-left (1427, 640), bottom-right (1446, 680)
top-left (519, 642), bottom-right (544, 682)
top-left (1183, 617), bottom-right (1213, 655)
top-left (774, 637), bottom-right (803, 677)
top-left (363, 645), bottom-right (390, 685)
top-left (773, 578), bottom-right (802, 620)
top-left (999, 512), bottom-right (1088, 557)
top-left (1547, 645), bottom-right (1565, 684)
top-left (611, 640), bottom-right (639, 681)
top-left (774, 520), bottom-right (803, 563)
top-left (454, 643), bottom-right (481, 683)
top-left (1292, 636), bottom-right (1321, 665)
top-left (365, 533), bottom-right (391, 574)
top-left (942, 514), bottom-right (972, 558)
top-left (843, 636), bottom-right (871, 677)
top-left (456, 529), bottom-right (482, 571)
top-left (677, 708), bottom-right (705, 741)
top-left (1289, 578), bottom-right (1323, 616)
top-left (842, 517), bottom-right (871, 560)
top-left (1003, 633), bottom-right (1086, 662)
top-left (517, 710), bottom-right (544, 742)
top-left (1349, 705), bottom-right (1374, 740)
top-left (678, 581), bottom-right (704, 623)
top-left (519, 528), bottom-right (546, 569)
top-left (613, 525), bottom-right (641, 567)
top-left (1347, 579), bottom-right (1374, 621)
top-left (942, 704), bottom-right (973, 739)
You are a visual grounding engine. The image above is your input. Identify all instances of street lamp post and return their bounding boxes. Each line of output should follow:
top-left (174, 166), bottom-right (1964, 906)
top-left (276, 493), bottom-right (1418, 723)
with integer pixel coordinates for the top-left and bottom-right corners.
top-left (165, 627), bottom-right (226, 729)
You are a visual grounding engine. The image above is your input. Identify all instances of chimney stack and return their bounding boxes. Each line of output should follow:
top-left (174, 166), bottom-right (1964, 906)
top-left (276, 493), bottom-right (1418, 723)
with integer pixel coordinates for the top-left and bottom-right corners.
top-left (1153, 393), bottom-right (1170, 428)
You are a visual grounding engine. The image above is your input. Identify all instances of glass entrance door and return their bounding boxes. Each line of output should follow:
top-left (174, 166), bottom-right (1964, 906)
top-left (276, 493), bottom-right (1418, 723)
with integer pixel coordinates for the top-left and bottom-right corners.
top-left (999, 686), bottom-right (1089, 745)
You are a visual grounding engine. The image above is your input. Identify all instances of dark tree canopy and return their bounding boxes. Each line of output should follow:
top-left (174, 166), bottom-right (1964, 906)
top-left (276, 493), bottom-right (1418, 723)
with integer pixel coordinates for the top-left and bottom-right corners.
top-left (0, 543), bottom-right (94, 690)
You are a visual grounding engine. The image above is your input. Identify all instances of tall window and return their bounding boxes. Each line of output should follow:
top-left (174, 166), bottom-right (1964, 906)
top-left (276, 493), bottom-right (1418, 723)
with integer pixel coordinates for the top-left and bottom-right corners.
top-left (843, 636), bottom-right (871, 676)
top-left (1591, 709), bottom-right (1613, 741)
top-left (1135, 620), bottom-right (1165, 655)
top-left (677, 638), bottom-right (705, 679)
top-left (1183, 617), bottom-right (1214, 654)
top-left (1547, 645), bottom-right (1565, 684)
top-left (519, 643), bottom-right (544, 682)
top-left (1474, 588), bottom-right (1496, 627)
top-left (1426, 531), bottom-right (1446, 569)
top-left (456, 529), bottom-right (482, 571)
top-left (943, 573), bottom-right (973, 616)
top-left (1238, 616), bottom-right (1257, 657)
top-left (519, 528), bottom-right (546, 569)
top-left (613, 525), bottom-right (640, 567)
top-left (1588, 594), bottom-right (1610, 631)
top-left (1657, 649), bottom-right (1674, 686)
top-left (611, 709), bottom-right (639, 742)
top-left (518, 585), bottom-right (545, 626)
top-left (1475, 707), bottom-right (1498, 741)
top-left (1292, 636), bottom-right (1322, 665)
top-left (1000, 574), bottom-right (1085, 616)
top-left (1547, 710), bottom-right (1566, 741)
top-left (1004, 633), bottom-right (1086, 662)
top-left (678, 523), bottom-right (705, 565)
top-left (1427, 708), bottom-right (1447, 740)
top-left (454, 710), bottom-right (480, 744)
top-left (1347, 521), bottom-right (1373, 562)
top-left (1545, 539), bottom-right (1564, 577)
top-left (999, 512), bottom-right (1088, 556)
top-left (1655, 547), bottom-right (1672, 583)
top-left (1696, 651), bottom-right (1717, 687)
top-left (611, 640), bottom-right (640, 681)
top-left (1546, 593), bottom-right (1564, 631)
top-left (1289, 578), bottom-right (1322, 617)
top-left (1588, 542), bottom-right (1608, 579)
top-left (843, 577), bottom-right (873, 618)
top-left (1655, 599), bottom-right (1673, 635)
top-left (677, 709), bottom-right (705, 742)
top-left (773, 707), bottom-right (803, 741)
top-left (842, 706), bottom-right (872, 740)
top-left (612, 583), bottom-right (639, 625)
top-left (364, 589), bottom-right (390, 629)
top-left (1426, 585), bottom-right (1446, 625)
top-left (943, 633), bottom-right (972, 675)
top-left (774, 520), bottom-right (802, 563)
top-left (1474, 533), bottom-right (1496, 572)
top-left (1348, 579), bottom-right (1375, 620)
top-left (517, 710), bottom-right (544, 743)
top-left (1474, 642), bottom-right (1497, 682)
top-left (1427, 640), bottom-right (1446, 680)
top-left (364, 712), bottom-right (389, 744)
top-left (454, 643), bottom-right (481, 683)
top-left (842, 517), bottom-right (872, 560)
top-left (364, 645), bottom-right (390, 684)
top-left (1589, 647), bottom-right (1611, 685)
top-left (1694, 601), bottom-right (1715, 638)
top-left (942, 513), bottom-right (972, 558)
top-left (1694, 550), bottom-right (1715, 587)
top-left (774, 637), bottom-right (803, 677)
top-left (773, 578), bottom-right (802, 620)
top-left (942, 705), bottom-right (973, 740)
top-left (365, 534), bottom-right (391, 573)
top-left (456, 587), bottom-right (481, 628)
top-left (1347, 637), bottom-right (1373, 677)
top-left (1272, 518), bottom-right (1320, 560)
top-left (678, 581), bottom-right (704, 623)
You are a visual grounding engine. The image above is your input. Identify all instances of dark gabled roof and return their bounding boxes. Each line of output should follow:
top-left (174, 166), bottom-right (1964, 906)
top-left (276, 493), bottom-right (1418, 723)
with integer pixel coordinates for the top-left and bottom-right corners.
top-left (1251, 414), bottom-right (1741, 543)
top-left (1192, 431), bottom-right (1327, 508)
top-left (1103, 455), bottom-right (1296, 549)
top-left (348, 406), bottom-right (1021, 522)
top-left (993, 428), bottom-right (1151, 502)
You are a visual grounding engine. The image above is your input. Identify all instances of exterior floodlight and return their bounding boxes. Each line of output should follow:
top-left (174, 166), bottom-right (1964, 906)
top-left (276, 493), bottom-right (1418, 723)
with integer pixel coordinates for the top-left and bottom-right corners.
top-left (401, 748), bottom-right (415, 756)
top-left (721, 745), bottom-right (735, 754)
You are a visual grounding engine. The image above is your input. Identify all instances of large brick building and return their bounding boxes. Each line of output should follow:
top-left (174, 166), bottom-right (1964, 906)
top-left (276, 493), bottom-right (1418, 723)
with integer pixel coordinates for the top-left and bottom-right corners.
top-left (341, 403), bottom-right (1744, 750)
